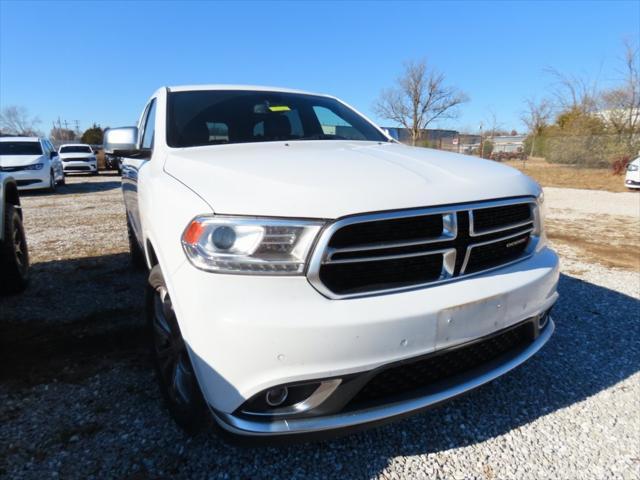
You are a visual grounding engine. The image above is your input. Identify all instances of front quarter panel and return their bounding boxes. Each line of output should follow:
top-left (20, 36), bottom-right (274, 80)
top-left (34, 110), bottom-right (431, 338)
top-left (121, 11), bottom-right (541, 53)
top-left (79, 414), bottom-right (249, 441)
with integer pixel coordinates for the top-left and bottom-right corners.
top-left (139, 167), bottom-right (212, 281)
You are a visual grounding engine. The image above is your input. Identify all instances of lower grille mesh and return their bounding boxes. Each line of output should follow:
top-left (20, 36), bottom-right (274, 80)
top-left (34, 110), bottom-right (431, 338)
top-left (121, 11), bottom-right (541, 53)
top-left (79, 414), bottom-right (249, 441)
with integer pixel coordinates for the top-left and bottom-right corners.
top-left (348, 321), bottom-right (533, 407)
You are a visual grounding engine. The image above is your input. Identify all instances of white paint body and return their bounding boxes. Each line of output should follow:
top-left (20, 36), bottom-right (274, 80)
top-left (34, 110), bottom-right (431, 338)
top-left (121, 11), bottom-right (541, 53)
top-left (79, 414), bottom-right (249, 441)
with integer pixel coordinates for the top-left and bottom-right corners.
top-left (625, 157), bottom-right (640, 189)
top-left (123, 86), bottom-right (559, 431)
top-left (58, 143), bottom-right (98, 174)
top-left (0, 137), bottom-right (64, 190)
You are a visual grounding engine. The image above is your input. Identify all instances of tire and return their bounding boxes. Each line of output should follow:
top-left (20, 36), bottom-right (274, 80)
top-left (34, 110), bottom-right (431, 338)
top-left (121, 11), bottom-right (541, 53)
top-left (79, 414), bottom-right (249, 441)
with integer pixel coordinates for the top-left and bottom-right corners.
top-left (147, 265), bottom-right (208, 434)
top-left (48, 170), bottom-right (56, 193)
top-left (0, 205), bottom-right (29, 293)
top-left (126, 216), bottom-right (147, 270)
top-left (57, 175), bottom-right (66, 186)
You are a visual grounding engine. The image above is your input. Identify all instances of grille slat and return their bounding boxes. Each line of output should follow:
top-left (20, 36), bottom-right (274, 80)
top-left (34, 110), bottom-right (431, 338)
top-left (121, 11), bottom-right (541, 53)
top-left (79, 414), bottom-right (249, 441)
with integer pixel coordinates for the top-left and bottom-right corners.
top-left (311, 200), bottom-right (537, 298)
top-left (472, 203), bottom-right (532, 235)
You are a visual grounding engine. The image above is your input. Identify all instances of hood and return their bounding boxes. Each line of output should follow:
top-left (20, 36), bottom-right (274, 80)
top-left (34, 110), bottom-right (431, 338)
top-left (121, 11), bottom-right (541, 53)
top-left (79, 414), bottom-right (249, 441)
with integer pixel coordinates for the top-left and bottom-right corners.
top-left (164, 141), bottom-right (540, 219)
top-left (0, 154), bottom-right (44, 167)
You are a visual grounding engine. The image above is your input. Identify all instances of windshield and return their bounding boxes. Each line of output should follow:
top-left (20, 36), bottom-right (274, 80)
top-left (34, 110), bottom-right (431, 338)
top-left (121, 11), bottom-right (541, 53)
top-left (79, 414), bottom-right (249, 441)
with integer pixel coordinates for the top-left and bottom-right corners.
top-left (0, 141), bottom-right (42, 155)
top-left (167, 90), bottom-right (388, 148)
top-left (60, 145), bottom-right (92, 153)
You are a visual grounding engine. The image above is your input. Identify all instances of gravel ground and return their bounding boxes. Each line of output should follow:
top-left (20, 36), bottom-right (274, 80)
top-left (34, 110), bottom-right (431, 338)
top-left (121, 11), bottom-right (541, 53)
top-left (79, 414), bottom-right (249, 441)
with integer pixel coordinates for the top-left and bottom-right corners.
top-left (1, 176), bottom-right (639, 479)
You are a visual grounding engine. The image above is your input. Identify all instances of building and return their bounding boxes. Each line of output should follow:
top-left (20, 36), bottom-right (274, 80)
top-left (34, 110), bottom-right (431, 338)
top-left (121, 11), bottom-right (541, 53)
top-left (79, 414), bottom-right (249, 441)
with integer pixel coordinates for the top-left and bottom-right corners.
top-left (383, 127), bottom-right (460, 151)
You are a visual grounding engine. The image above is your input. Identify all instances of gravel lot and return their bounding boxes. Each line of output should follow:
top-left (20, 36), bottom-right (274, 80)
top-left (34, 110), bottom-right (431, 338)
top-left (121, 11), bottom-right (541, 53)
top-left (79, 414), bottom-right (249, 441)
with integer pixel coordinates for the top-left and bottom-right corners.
top-left (1, 176), bottom-right (639, 479)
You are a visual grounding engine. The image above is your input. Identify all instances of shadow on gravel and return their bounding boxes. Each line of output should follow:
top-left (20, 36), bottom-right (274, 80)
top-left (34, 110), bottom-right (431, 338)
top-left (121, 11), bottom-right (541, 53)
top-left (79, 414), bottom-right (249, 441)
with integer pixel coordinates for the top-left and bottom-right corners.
top-left (19, 178), bottom-right (121, 197)
top-left (0, 253), bottom-right (147, 386)
top-left (1, 265), bottom-right (639, 478)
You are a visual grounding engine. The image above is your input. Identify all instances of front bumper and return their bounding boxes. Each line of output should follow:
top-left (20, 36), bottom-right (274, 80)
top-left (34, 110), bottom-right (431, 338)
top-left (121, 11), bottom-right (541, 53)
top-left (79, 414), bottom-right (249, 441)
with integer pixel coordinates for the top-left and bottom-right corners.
top-left (168, 247), bottom-right (559, 435)
top-left (5, 168), bottom-right (50, 190)
top-left (62, 160), bottom-right (97, 173)
top-left (625, 178), bottom-right (640, 188)
top-left (214, 317), bottom-right (554, 437)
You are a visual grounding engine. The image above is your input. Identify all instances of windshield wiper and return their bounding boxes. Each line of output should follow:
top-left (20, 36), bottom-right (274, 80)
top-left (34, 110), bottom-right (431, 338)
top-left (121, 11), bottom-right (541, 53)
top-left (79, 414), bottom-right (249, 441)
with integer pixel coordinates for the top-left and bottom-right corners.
top-left (293, 134), bottom-right (347, 141)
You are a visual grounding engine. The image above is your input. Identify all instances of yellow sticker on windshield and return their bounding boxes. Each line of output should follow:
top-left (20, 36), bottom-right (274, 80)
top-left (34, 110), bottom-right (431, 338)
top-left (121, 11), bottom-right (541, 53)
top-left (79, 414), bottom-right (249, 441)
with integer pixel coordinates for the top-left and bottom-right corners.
top-left (269, 105), bottom-right (291, 112)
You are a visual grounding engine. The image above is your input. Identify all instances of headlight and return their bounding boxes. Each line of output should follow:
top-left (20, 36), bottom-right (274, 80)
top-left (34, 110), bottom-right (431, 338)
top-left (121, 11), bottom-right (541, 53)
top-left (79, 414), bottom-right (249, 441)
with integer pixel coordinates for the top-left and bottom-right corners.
top-left (534, 188), bottom-right (547, 252)
top-left (181, 216), bottom-right (325, 274)
top-left (627, 164), bottom-right (639, 172)
top-left (24, 163), bottom-right (44, 171)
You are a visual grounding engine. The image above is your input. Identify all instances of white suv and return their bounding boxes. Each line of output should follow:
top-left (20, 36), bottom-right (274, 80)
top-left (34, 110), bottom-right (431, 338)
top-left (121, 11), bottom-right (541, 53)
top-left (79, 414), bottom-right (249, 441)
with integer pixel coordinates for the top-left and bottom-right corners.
top-left (104, 85), bottom-right (559, 440)
top-left (0, 137), bottom-right (64, 191)
top-left (58, 143), bottom-right (98, 175)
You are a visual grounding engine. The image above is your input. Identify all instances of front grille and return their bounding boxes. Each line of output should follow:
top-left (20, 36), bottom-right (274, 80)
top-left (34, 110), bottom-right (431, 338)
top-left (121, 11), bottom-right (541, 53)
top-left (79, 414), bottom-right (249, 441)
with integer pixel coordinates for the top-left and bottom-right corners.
top-left (62, 157), bottom-right (92, 162)
top-left (320, 254), bottom-right (443, 295)
top-left (0, 166), bottom-right (26, 172)
top-left (465, 232), bottom-right (530, 274)
top-left (472, 203), bottom-right (532, 233)
top-left (310, 199), bottom-right (537, 298)
top-left (329, 215), bottom-right (444, 248)
top-left (65, 165), bottom-right (90, 171)
top-left (348, 321), bottom-right (534, 408)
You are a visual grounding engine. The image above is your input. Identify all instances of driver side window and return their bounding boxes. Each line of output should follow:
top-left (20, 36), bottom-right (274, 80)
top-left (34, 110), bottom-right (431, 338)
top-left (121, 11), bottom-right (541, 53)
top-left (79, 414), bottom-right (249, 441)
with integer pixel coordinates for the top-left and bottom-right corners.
top-left (141, 99), bottom-right (157, 150)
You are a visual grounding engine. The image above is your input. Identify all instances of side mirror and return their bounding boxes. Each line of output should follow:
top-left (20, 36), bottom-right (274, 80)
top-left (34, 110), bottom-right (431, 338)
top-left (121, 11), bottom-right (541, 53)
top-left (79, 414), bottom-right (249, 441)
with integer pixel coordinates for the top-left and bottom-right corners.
top-left (104, 127), bottom-right (139, 155)
top-left (50, 151), bottom-right (58, 159)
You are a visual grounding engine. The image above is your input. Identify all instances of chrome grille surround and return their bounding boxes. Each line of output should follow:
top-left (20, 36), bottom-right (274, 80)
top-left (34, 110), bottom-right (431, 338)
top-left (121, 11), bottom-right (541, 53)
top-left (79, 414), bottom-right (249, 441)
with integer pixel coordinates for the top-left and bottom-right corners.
top-left (307, 198), bottom-right (540, 299)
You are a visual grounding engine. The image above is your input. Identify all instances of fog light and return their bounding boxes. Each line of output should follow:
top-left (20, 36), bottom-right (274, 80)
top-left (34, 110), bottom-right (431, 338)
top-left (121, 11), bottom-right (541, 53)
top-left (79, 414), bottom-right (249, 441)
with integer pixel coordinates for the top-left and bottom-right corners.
top-left (265, 386), bottom-right (288, 407)
top-left (538, 312), bottom-right (549, 329)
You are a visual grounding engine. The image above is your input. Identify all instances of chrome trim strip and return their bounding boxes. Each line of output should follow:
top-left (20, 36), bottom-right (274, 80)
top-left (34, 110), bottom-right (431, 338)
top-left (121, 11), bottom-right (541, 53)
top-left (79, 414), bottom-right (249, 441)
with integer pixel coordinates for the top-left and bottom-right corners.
top-left (240, 379), bottom-right (342, 418)
top-left (324, 247), bottom-right (456, 265)
top-left (211, 319), bottom-right (555, 436)
top-left (469, 200), bottom-right (535, 237)
top-left (307, 197), bottom-right (537, 300)
top-left (460, 228), bottom-right (535, 274)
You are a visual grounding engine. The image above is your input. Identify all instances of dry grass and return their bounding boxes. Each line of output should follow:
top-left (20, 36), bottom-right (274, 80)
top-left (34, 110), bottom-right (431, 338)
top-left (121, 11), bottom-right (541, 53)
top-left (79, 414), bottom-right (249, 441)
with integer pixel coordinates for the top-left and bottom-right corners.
top-left (504, 157), bottom-right (630, 192)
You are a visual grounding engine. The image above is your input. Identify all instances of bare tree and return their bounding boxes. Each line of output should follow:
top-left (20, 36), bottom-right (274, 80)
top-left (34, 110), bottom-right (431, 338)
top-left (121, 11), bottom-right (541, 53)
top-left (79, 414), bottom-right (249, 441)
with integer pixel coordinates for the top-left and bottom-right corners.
top-left (521, 97), bottom-right (552, 156)
top-left (0, 105), bottom-right (42, 136)
top-left (601, 39), bottom-right (640, 152)
top-left (374, 60), bottom-right (468, 145)
top-left (545, 67), bottom-right (599, 114)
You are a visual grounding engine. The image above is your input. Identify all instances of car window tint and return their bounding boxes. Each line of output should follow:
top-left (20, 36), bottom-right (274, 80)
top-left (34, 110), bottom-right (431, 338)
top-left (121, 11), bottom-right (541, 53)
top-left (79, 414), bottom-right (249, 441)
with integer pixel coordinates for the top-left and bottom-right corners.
top-left (167, 90), bottom-right (387, 147)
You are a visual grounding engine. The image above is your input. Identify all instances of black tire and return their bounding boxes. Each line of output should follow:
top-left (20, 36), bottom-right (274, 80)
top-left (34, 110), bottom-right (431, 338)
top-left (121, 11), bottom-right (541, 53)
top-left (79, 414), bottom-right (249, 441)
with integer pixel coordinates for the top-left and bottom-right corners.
top-left (147, 265), bottom-right (208, 434)
top-left (126, 217), bottom-right (147, 270)
top-left (0, 205), bottom-right (29, 293)
top-left (48, 170), bottom-right (56, 193)
top-left (57, 175), bottom-right (66, 186)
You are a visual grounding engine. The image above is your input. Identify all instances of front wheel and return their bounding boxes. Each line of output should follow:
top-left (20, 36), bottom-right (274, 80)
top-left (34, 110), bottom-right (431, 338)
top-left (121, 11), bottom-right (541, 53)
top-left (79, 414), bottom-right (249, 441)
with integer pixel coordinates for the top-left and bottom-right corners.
top-left (147, 265), bottom-right (208, 434)
top-left (0, 205), bottom-right (29, 293)
top-left (48, 170), bottom-right (56, 192)
top-left (126, 217), bottom-right (146, 270)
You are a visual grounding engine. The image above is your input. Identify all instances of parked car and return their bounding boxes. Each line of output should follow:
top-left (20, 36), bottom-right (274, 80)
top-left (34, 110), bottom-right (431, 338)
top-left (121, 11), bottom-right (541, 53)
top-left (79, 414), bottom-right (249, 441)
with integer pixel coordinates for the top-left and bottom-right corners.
top-left (104, 85), bottom-right (559, 440)
top-left (0, 137), bottom-right (64, 191)
top-left (625, 156), bottom-right (640, 190)
top-left (0, 173), bottom-right (29, 293)
top-left (58, 143), bottom-right (98, 175)
top-left (104, 153), bottom-right (122, 174)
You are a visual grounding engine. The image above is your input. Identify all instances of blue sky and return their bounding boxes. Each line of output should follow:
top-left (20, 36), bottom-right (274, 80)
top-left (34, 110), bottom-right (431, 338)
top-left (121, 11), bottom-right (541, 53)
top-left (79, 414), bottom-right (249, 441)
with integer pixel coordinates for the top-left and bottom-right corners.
top-left (0, 0), bottom-right (638, 135)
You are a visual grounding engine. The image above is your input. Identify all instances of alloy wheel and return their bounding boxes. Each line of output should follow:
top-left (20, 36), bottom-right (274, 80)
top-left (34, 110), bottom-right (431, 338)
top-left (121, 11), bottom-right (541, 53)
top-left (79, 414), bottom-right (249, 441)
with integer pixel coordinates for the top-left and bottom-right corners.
top-left (12, 218), bottom-right (27, 271)
top-left (152, 286), bottom-right (196, 406)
